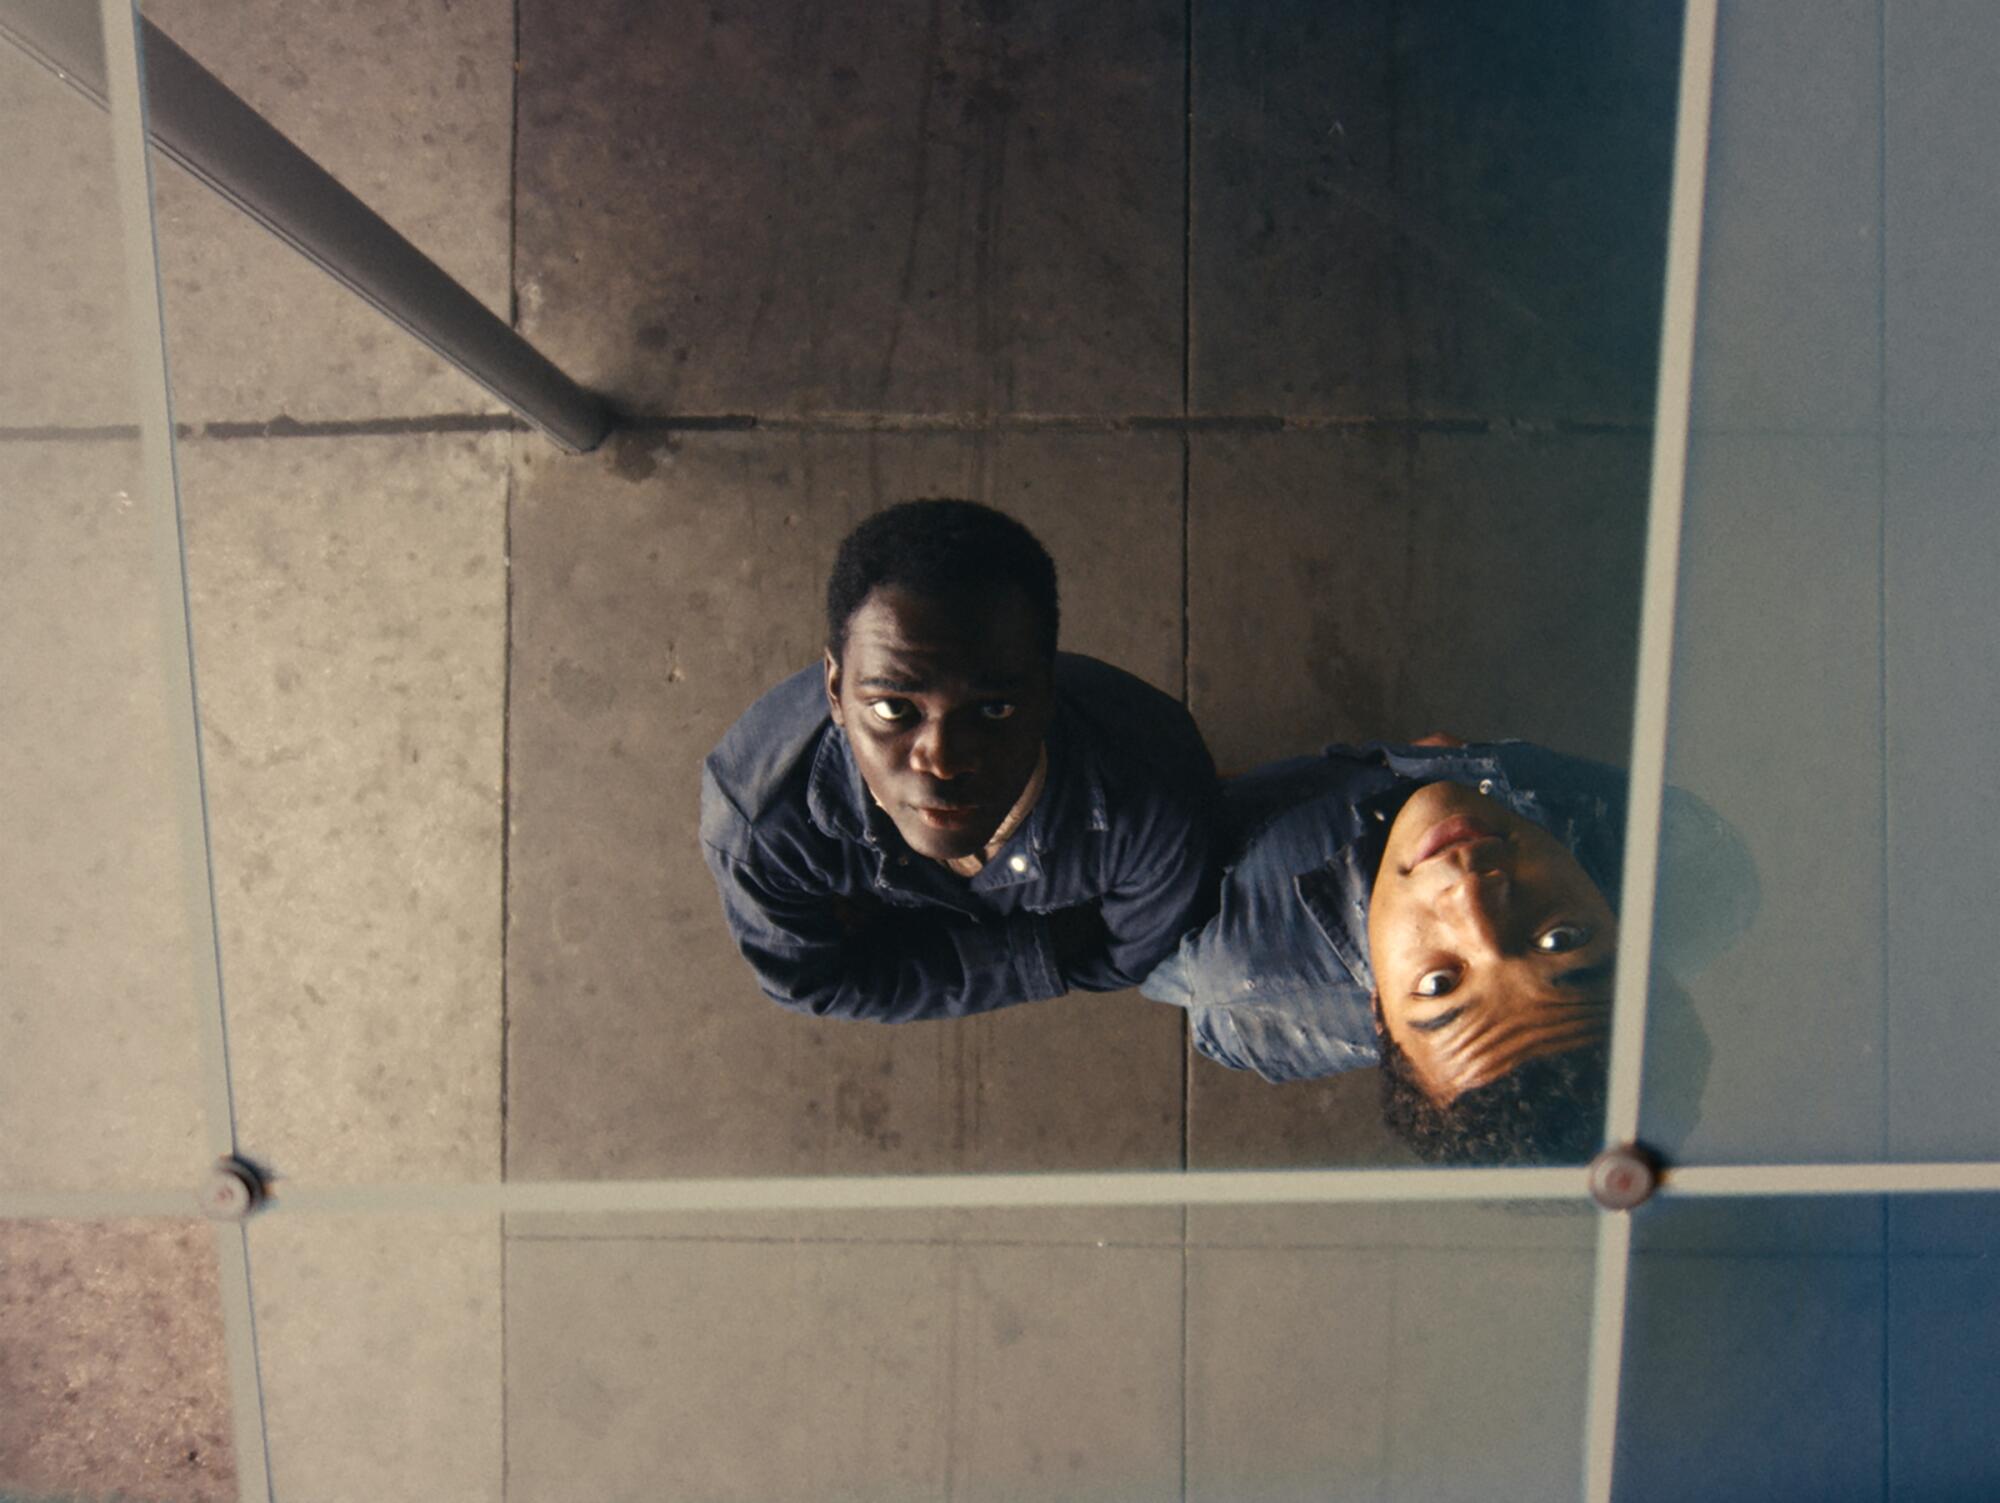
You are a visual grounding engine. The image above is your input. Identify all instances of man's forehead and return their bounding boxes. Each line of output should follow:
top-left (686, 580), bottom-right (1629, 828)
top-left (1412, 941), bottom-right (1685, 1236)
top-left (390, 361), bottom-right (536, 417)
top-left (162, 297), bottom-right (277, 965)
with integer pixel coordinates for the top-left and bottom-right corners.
top-left (846, 594), bottom-right (1044, 683)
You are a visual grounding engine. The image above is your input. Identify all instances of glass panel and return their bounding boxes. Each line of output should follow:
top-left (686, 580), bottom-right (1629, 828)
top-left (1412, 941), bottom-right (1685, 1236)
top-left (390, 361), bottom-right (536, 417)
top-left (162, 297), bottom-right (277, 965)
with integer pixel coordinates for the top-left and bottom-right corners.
top-left (0, 1218), bottom-right (237, 1501)
top-left (0, 10), bottom-right (210, 1189)
top-left (116, 0), bottom-right (1686, 1192)
top-left (1642, 0), bottom-right (2000, 1161)
top-left (1614, 1193), bottom-right (2000, 1502)
top-left (251, 1201), bottom-right (1599, 1500)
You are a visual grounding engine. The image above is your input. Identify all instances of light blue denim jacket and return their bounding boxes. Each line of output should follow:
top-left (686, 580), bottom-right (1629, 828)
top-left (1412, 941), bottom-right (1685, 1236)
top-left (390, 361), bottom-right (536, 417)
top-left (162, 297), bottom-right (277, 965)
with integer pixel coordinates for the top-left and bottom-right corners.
top-left (1140, 741), bottom-right (1628, 1083)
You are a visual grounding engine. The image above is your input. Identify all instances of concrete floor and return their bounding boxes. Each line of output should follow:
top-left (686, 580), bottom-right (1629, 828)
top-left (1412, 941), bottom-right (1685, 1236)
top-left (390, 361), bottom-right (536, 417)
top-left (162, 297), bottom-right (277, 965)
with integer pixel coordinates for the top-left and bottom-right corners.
top-left (0, 0), bottom-right (1682, 1497)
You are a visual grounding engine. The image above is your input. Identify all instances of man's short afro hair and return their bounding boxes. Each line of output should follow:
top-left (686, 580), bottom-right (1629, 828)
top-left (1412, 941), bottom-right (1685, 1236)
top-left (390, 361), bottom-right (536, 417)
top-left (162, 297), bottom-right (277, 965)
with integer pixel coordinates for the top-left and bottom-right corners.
top-left (825, 499), bottom-right (1060, 663)
top-left (1377, 1030), bottom-right (1611, 1167)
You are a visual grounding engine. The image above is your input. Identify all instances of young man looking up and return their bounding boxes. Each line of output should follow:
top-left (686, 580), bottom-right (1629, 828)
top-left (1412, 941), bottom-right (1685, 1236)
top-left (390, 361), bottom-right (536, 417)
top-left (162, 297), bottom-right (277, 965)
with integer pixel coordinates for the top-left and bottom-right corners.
top-left (701, 499), bottom-right (1219, 1024)
top-left (1142, 738), bottom-right (1740, 1164)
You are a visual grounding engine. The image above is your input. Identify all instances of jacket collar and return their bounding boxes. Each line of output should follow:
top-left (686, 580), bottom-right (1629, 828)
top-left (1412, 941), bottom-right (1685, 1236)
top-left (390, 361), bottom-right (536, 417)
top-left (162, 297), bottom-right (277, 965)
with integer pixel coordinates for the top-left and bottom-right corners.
top-left (806, 724), bottom-right (878, 846)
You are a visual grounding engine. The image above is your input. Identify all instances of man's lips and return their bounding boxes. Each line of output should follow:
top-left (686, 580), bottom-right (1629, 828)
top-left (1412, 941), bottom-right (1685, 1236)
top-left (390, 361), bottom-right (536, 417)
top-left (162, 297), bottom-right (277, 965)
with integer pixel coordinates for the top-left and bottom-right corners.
top-left (914, 803), bottom-right (984, 831)
top-left (1410, 814), bottom-right (1500, 867)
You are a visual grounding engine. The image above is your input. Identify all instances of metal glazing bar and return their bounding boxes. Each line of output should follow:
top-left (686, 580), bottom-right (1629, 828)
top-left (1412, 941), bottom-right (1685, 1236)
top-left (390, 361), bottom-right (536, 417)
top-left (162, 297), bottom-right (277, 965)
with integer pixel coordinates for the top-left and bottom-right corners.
top-left (1581, 1211), bottom-right (1635, 1503)
top-left (1663, 1162), bottom-right (2000, 1197)
top-left (264, 1165), bottom-right (1595, 1217)
top-left (96, 5), bottom-right (276, 1496)
top-left (1584, 3), bottom-right (1721, 1498)
top-left (10, 1156), bottom-right (2000, 1226)
top-left (0, 0), bottom-right (612, 453)
top-left (0, 1188), bottom-right (212, 1219)
top-left (1602, 0), bottom-right (1723, 1153)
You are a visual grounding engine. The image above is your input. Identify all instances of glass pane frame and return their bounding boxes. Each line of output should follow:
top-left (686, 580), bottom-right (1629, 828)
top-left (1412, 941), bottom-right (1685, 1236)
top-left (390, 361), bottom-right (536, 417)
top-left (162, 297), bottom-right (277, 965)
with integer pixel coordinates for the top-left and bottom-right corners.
top-left (6, 2), bottom-right (1997, 1501)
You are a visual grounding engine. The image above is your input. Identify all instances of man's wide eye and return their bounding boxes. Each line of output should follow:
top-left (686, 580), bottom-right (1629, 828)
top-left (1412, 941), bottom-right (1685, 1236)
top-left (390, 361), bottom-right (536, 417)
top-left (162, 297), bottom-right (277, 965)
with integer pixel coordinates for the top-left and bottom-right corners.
top-left (1536, 923), bottom-right (1592, 954)
top-left (1414, 968), bottom-right (1458, 998)
top-left (979, 702), bottom-right (1017, 721)
top-left (868, 699), bottom-right (915, 724)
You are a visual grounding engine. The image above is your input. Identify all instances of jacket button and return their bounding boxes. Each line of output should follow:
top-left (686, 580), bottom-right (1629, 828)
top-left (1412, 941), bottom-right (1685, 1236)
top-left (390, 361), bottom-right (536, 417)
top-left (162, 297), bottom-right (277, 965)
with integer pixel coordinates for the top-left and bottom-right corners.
top-left (1478, 779), bottom-right (1495, 795)
top-left (1008, 854), bottom-right (1029, 874)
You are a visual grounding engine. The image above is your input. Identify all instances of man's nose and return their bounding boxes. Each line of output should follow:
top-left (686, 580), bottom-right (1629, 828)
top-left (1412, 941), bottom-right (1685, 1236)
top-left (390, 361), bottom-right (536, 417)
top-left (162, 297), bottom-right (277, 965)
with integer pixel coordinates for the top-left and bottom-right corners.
top-left (1442, 870), bottom-right (1512, 951)
top-left (909, 716), bottom-right (974, 781)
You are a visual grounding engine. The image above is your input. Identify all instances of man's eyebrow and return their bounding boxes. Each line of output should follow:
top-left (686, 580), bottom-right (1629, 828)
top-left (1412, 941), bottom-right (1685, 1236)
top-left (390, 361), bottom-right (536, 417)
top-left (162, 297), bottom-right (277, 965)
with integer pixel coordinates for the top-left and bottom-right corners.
top-left (1554, 960), bottom-right (1615, 991)
top-left (857, 675), bottom-right (927, 693)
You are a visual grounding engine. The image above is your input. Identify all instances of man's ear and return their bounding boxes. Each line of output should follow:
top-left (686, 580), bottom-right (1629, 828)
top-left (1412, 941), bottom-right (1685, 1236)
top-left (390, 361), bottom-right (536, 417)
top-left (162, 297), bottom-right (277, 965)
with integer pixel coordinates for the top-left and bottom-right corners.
top-left (823, 647), bottom-right (845, 729)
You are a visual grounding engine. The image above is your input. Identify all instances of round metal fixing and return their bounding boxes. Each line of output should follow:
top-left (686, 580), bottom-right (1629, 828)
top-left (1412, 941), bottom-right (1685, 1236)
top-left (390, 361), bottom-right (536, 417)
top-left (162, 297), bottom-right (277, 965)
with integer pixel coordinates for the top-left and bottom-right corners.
top-left (1587, 1144), bottom-right (1661, 1212)
top-left (199, 1155), bottom-right (270, 1222)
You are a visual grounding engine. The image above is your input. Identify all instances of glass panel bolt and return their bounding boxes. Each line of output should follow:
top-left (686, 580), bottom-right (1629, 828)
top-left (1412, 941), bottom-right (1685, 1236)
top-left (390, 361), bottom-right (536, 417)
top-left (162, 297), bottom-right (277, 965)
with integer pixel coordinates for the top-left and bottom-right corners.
top-left (1588, 1143), bottom-right (1662, 1211)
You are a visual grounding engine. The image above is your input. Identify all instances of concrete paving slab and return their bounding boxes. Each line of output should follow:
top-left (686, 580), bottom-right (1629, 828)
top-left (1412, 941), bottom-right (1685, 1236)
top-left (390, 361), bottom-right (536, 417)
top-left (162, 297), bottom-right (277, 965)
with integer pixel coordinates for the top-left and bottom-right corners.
top-left (1653, 433), bottom-right (1884, 1164)
top-left (1889, 1251), bottom-right (2000, 1500)
top-left (0, 44), bottom-right (134, 431)
top-left (506, 429), bottom-right (1186, 1181)
top-left (1187, 1235), bottom-right (1593, 1502)
top-left (1192, 0), bottom-right (1679, 422)
top-left (1187, 429), bottom-right (1648, 775)
top-left (514, 0), bottom-right (1185, 417)
top-left (1185, 1057), bottom-right (1412, 1170)
top-left (1185, 1198), bottom-right (1595, 1252)
top-left (1886, 0), bottom-right (2000, 433)
top-left (1693, 0), bottom-right (1882, 435)
top-left (1883, 437), bottom-right (2000, 1157)
top-left (143, 0), bottom-right (513, 423)
top-left (1618, 1236), bottom-right (1884, 1503)
top-left (506, 1203), bottom-right (1184, 1251)
top-left (0, 439), bottom-right (209, 1192)
top-left (0, 1219), bottom-right (235, 1503)
top-left (1634, 1196), bottom-right (1883, 1258)
top-left (1185, 428), bottom-right (1647, 1166)
top-left (248, 1212), bottom-right (501, 1503)
top-left (176, 434), bottom-right (507, 1184)
top-left (506, 1234), bottom-right (1182, 1501)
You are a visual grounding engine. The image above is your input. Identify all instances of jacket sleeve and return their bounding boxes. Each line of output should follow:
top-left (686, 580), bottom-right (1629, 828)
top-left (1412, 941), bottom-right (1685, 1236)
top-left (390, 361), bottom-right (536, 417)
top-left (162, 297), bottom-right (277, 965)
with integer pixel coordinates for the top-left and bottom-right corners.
top-left (700, 835), bottom-right (1071, 1024)
top-left (1062, 813), bottom-right (1216, 993)
top-left (1057, 758), bottom-right (1220, 995)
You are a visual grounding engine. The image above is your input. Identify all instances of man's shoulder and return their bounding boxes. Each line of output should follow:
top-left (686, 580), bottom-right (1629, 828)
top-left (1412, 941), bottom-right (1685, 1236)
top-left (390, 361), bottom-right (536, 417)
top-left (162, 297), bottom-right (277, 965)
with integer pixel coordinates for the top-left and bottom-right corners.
top-left (702, 663), bottom-right (833, 834)
top-left (1052, 653), bottom-right (1213, 787)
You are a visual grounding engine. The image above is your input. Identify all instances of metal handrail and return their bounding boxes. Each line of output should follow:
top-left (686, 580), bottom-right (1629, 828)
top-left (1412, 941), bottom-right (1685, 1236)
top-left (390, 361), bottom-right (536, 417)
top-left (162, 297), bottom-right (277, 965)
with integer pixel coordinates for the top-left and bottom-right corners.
top-left (0, 0), bottom-right (613, 453)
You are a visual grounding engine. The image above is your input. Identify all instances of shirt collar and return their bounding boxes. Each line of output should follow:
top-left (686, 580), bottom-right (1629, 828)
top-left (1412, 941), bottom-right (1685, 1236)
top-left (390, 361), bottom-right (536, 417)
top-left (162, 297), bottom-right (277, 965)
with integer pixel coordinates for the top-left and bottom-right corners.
top-left (945, 744), bottom-right (1048, 877)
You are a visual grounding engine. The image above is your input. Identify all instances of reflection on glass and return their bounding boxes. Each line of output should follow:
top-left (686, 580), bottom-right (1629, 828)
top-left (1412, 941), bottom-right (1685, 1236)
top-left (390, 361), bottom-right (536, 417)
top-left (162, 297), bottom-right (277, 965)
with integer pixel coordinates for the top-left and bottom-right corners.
top-left (0, 6), bottom-right (208, 1190)
top-left (0, 1219), bottom-right (236, 1501)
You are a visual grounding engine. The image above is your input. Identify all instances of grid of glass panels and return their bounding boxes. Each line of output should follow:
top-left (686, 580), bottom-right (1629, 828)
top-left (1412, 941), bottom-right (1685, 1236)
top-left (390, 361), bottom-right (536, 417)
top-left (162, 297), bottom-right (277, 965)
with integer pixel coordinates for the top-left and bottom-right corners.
top-left (5, 2), bottom-right (1997, 1499)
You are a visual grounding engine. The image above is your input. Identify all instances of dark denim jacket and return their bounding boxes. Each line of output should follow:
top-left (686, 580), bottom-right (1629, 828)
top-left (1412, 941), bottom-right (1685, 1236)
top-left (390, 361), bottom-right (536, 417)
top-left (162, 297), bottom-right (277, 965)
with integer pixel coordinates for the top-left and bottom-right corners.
top-left (700, 654), bottom-right (1219, 1023)
top-left (1140, 741), bottom-right (1628, 1083)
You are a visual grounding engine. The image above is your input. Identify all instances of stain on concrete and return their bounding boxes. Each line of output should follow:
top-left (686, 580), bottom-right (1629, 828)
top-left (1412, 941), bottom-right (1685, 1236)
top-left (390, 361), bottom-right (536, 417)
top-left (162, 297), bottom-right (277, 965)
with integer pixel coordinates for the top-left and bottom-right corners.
top-left (550, 657), bottom-right (618, 716)
top-left (607, 428), bottom-right (679, 483)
